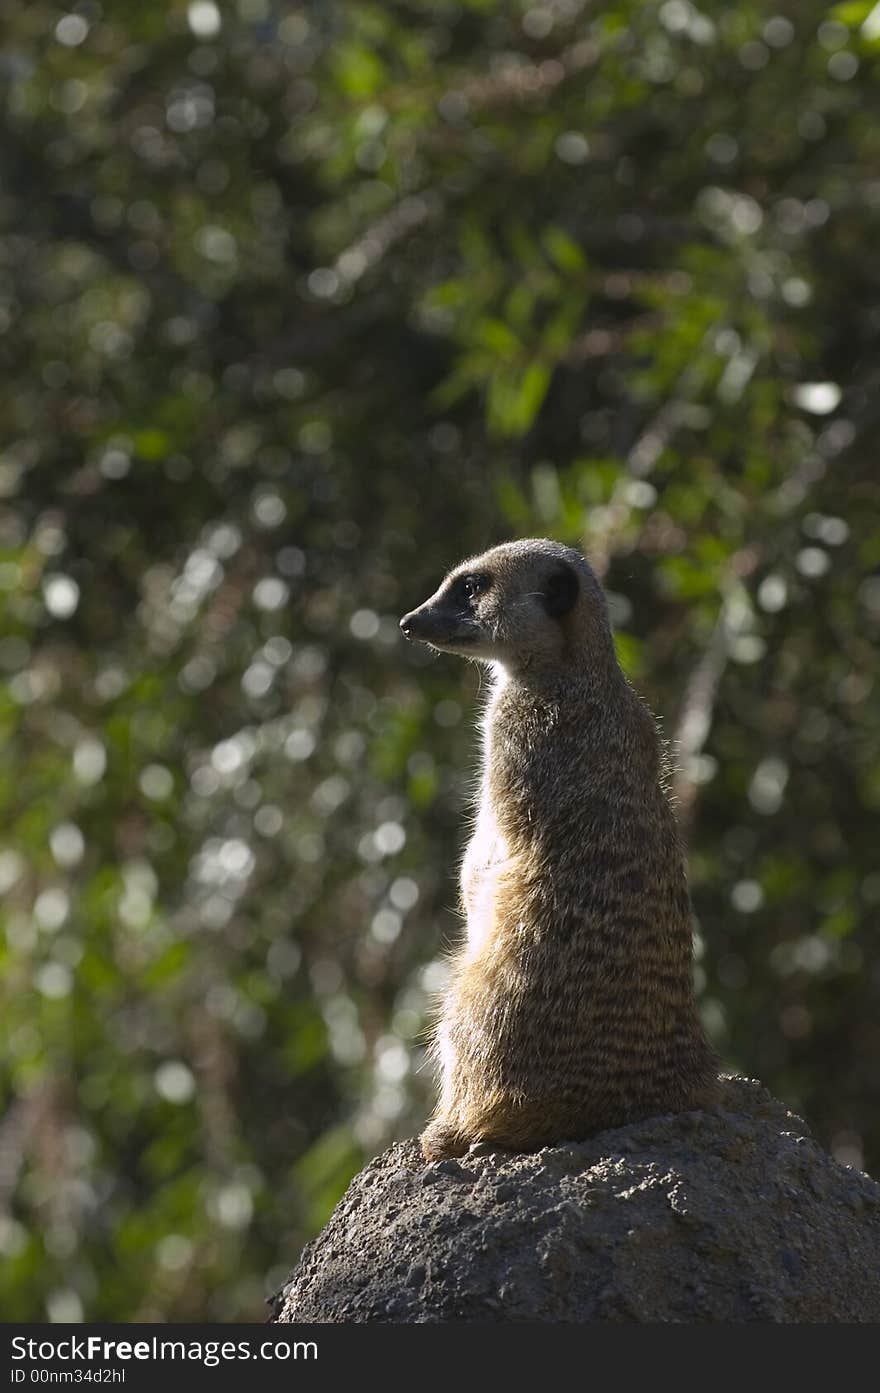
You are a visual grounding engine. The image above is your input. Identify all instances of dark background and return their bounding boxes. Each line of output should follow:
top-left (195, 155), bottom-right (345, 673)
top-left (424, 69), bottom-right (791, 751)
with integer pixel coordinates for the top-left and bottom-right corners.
top-left (1, 0), bottom-right (878, 1320)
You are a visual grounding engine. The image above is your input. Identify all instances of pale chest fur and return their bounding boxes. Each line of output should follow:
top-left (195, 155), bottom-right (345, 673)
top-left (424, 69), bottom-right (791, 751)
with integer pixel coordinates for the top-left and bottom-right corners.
top-left (459, 669), bottom-right (517, 960)
top-left (460, 801), bottom-right (511, 959)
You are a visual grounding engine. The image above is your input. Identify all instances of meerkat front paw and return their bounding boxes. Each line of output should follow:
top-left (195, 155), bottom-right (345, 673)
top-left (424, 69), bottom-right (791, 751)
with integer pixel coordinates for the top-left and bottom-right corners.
top-left (419, 1118), bottom-right (470, 1162)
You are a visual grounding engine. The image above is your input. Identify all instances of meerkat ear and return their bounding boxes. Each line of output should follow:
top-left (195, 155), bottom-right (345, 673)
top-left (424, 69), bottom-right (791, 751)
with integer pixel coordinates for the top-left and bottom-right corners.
top-left (542, 562), bottom-right (579, 618)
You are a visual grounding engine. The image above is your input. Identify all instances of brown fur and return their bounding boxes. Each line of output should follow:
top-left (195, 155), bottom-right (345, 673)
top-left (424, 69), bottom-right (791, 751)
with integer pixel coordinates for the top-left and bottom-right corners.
top-left (400, 539), bottom-right (720, 1162)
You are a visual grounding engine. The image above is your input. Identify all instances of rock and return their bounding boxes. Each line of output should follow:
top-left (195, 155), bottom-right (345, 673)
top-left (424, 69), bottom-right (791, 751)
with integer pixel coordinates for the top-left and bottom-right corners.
top-left (271, 1078), bottom-right (880, 1324)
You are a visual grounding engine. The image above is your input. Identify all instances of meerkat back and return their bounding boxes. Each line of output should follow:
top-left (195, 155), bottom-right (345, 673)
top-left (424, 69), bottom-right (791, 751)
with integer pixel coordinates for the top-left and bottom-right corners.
top-left (400, 538), bottom-right (720, 1162)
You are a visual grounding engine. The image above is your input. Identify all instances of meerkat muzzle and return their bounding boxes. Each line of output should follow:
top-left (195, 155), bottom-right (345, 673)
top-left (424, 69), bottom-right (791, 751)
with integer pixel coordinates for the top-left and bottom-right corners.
top-left (399, 607), bottom-right (473, 646)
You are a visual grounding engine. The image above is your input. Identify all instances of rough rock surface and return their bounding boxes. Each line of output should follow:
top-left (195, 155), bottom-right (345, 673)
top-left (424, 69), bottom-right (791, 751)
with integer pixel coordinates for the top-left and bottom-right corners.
top-left (272, 1078), bottom-right (880, 1323)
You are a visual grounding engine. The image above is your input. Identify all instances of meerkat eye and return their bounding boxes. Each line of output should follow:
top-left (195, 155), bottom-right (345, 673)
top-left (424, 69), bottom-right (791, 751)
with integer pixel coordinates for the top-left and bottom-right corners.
top-left (458, 574), bottom-right (490, 603)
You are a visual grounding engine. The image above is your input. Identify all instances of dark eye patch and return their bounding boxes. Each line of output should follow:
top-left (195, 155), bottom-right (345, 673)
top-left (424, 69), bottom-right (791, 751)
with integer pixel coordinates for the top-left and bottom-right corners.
top-left (452, 573), bottom-right (491, 604)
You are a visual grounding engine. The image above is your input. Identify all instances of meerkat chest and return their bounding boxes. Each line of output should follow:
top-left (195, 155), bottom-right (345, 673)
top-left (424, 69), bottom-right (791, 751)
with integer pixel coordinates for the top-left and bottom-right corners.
top-left (460, 797), bottom-right (513, 958)
top-left (458, 675), bottom-right (539, 959)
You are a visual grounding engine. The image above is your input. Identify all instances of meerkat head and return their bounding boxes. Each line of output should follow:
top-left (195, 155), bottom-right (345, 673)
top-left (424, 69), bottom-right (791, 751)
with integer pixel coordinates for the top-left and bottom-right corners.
top-left (399, 538), bottom-right (615, 677)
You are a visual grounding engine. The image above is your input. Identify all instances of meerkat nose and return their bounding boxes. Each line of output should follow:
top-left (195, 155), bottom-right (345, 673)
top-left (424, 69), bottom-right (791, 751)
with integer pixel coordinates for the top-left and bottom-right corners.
top-left (399, 612), bottom-right (417, 638)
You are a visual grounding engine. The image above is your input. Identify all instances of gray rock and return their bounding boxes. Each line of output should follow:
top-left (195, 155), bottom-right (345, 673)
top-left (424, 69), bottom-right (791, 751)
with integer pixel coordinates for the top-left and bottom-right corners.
top-left (272, 1078), bottom-right (880, 1323)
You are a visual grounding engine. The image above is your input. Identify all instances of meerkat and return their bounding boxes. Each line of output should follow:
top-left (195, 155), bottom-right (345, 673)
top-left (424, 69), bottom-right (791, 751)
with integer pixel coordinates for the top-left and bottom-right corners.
top-left (399, 538), bottom-right (720, 1163)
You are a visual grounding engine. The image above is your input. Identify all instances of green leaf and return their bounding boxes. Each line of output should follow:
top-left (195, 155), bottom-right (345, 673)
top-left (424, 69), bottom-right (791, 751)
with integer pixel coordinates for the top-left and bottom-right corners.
top-left (542, 297), bottom-right (586, 354)
top-left (542, 226), bottom-right (587, 274)
top-left (830, 2), bottom-right (874, 24)
top-left (332, 43), bottom-right (386, 98)
top-left (476, 317), bottom-right (522, 358)
top-left (487, 361), bottom-right (551, 437)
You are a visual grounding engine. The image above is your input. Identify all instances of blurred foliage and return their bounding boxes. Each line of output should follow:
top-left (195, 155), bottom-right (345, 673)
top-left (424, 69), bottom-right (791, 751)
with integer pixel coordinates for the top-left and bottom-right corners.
top-left (1, 0), bottom-right (879, 1321)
